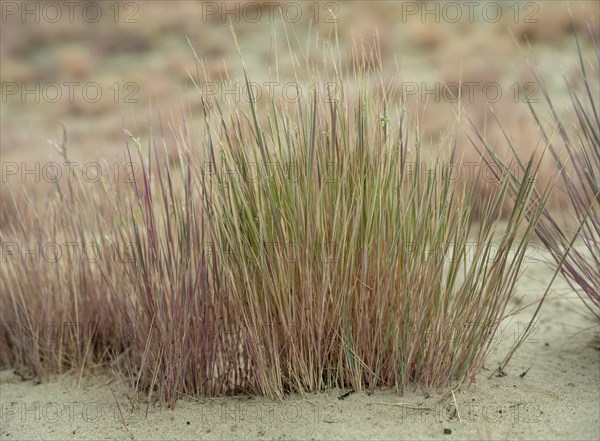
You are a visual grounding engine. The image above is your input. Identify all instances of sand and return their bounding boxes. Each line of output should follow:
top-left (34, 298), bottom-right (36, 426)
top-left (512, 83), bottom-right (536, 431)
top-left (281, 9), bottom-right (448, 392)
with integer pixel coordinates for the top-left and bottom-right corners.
top-left (1, 249), bottom-right (599, 441)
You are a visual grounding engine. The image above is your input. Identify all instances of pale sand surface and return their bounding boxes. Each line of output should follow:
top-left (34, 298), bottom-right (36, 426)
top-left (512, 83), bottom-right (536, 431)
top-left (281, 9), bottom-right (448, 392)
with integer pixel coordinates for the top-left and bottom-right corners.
top-left (1, 249), bottom-right (599, 440)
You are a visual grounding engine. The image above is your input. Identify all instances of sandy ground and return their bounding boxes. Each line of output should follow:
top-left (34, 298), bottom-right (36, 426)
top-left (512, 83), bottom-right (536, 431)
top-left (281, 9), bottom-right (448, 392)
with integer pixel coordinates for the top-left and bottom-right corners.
top-left (1, 249), bottom-right (599, 441)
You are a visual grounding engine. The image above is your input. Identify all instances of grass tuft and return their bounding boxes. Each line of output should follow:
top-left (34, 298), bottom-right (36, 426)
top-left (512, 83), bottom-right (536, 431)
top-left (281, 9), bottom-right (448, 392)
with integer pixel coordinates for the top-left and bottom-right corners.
top-left (1, 36), bottom-right (548, 407)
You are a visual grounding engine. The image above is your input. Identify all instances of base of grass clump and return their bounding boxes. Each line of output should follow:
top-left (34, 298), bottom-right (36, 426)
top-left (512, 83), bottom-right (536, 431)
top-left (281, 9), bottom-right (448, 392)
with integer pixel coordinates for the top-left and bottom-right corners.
top-left (0, 39), bottom-right (547, 407)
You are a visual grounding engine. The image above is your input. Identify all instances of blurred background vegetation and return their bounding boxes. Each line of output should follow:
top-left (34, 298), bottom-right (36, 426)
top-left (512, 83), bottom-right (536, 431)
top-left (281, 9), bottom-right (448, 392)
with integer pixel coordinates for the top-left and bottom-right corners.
top-left (1, 1), bottom-right (598, 174)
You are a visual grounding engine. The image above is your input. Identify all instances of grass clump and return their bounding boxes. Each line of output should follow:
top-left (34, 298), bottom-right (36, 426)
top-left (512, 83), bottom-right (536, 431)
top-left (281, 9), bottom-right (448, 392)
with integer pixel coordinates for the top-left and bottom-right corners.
top-left (1, 38), bottom-right (547, 407)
